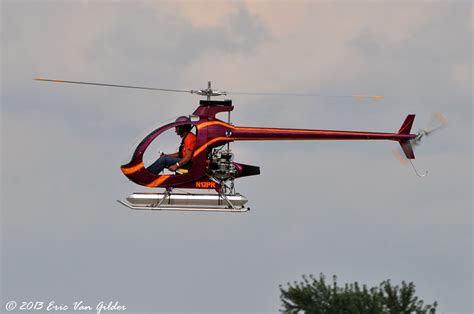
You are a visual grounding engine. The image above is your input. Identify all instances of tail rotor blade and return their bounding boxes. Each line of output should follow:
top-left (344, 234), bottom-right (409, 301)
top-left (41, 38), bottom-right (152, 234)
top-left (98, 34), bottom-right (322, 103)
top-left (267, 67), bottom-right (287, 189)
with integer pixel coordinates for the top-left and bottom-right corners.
top-left (393, 148), bottom-right (409, 165)
top-left (426, 112), bottom-right (448, 135)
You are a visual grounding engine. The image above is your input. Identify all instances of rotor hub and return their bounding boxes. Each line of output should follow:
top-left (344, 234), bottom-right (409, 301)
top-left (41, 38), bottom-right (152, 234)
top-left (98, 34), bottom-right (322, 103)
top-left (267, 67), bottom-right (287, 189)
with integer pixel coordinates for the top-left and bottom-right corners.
top-left (191, 81), bottom-right (227, 100)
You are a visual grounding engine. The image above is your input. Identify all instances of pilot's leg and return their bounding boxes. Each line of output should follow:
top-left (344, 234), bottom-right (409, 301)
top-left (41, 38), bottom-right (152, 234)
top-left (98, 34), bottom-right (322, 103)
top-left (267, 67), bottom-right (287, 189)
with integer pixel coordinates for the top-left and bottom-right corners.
top-left (148, 156), bottom-right (180, 174)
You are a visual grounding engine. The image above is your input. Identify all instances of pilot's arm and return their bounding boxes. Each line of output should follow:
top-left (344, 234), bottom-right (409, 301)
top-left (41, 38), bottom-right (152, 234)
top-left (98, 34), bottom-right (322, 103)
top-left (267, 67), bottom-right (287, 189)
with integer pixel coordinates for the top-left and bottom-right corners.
top-left (164, 152), bottom-right (179, 158)
top-left (168, 149), bottom-right (192, 171)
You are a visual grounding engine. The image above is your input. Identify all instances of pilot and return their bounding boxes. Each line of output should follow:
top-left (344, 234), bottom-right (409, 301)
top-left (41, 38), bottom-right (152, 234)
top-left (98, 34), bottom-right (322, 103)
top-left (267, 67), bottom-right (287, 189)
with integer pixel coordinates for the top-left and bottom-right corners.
top-left (148, 116), bottom-right (197, 174)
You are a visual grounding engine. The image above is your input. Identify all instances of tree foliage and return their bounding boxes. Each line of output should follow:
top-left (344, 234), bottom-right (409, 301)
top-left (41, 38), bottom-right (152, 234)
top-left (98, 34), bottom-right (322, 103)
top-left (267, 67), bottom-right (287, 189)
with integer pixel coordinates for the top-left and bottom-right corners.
top-left (280, 273), bottom-right (437, 313)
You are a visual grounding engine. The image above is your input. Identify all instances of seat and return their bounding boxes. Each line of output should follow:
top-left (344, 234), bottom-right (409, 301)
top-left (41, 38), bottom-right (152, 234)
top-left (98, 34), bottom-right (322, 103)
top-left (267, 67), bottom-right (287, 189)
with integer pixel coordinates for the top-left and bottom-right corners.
top-left (175, 168), bottom-right (189, 175)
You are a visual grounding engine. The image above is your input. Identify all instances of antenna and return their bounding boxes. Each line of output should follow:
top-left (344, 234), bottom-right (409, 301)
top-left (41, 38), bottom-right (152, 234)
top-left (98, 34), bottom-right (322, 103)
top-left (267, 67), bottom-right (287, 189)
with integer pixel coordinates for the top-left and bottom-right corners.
top-left (409, 159), bottom-right (428, 177)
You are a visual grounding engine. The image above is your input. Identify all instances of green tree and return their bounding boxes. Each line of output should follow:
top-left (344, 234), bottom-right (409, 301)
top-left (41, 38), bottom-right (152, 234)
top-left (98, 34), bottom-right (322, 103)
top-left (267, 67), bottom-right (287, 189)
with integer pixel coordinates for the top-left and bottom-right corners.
top-left (280, 273), bottom-right (437, 313)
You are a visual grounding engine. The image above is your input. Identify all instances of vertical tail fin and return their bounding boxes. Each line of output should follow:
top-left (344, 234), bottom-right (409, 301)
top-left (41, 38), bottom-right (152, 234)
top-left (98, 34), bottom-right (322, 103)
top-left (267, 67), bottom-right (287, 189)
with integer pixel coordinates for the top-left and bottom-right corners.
top-left (398, 114), bottom-right (416, 159)
top-left (399, 141), bottom-right (415, 159)
top-left (398, 114), bottom-right (415, 134)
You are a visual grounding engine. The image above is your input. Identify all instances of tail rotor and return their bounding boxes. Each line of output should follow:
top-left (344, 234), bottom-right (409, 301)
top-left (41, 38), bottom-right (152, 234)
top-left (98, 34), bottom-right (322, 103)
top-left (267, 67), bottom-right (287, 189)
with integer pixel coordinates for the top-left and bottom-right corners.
top-left (393, 112), bottom-right (448, 176)
top-left (411, 112), bottom-right (448, 148)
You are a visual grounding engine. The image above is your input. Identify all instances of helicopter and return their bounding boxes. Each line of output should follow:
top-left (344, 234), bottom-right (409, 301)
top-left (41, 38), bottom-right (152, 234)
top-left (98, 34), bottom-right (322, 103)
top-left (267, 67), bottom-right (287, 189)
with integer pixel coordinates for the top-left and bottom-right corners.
top-left (35, 78), bottom-right (447, 212)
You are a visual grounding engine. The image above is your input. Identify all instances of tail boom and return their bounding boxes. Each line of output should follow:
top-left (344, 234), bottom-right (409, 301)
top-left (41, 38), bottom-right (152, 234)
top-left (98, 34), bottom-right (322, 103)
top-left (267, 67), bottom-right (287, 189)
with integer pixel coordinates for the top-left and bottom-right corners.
top-left (230, 115), bottom-right (417, 143)
top-left (198, 116), bottom-right (418, 157)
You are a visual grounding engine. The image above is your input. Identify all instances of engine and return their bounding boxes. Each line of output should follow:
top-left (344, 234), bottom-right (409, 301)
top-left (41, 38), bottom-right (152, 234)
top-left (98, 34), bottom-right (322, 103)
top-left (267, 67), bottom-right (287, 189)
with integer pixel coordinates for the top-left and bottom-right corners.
top-left (208, 149), bottom-right (236, 182)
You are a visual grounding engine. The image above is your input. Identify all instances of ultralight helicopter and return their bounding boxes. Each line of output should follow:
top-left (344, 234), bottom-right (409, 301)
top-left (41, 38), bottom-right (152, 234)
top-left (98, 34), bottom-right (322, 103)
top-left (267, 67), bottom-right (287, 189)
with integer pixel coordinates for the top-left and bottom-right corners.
top-left (35, 78), bottom-right (447, 212)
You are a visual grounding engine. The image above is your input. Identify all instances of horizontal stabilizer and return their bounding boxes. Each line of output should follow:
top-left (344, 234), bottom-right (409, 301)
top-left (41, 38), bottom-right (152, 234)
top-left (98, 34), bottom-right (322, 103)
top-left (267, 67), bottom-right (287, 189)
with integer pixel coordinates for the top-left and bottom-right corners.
top-left (234, 163), bottom-right (260, 178)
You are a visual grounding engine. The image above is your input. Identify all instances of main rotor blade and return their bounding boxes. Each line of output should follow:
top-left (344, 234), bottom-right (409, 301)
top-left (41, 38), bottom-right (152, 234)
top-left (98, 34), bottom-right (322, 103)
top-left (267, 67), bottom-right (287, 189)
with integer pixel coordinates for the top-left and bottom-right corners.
top-left (35, 77), bottom-right (384, 100)
top-left (34, 78), bottom-right (192, 93)
top-left (227, 90), bottom-right (384, 100)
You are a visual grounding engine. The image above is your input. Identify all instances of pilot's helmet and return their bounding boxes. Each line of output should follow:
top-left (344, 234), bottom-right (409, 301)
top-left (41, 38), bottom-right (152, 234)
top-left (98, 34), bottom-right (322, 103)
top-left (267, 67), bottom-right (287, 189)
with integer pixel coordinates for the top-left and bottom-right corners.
top-left (175, 116), bottom-right (191, 124)
top-left (175, 116), bottom-right (193, 134)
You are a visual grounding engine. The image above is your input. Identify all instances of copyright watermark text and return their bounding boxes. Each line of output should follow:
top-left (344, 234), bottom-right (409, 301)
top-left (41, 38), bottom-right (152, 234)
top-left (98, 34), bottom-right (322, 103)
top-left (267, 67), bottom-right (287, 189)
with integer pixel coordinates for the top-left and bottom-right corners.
top-left (5, 300), bottom-right (127, 313)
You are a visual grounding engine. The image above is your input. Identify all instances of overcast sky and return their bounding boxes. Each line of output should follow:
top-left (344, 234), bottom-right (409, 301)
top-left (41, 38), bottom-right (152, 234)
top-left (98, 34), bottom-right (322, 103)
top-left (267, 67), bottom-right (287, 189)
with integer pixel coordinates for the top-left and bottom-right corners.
top-left (1, 1), bottom-right (472, 313)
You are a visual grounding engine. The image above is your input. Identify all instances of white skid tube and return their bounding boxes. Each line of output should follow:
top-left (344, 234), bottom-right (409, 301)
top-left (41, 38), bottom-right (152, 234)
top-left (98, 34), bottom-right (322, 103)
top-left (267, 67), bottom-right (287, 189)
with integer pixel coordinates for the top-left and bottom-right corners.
top-left (117, 192), bottom-right (250, 212)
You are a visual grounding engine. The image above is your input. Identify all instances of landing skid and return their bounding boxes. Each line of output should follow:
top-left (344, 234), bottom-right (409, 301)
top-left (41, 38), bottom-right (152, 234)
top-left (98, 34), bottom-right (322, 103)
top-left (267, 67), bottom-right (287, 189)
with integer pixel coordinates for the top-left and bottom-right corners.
top-left (117, 191), bottom-right (249, 212)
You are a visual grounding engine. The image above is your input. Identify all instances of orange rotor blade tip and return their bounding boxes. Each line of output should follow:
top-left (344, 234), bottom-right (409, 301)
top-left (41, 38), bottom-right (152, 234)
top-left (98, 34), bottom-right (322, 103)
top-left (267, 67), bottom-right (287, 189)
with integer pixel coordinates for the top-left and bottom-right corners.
top-left (34, 78), bottom-right (64, 83)
top-left (434, 112), bottom-right (448, 126)
top-left (352, 95), bottom-right (384, 101)
top-left (392, 149), bottom-right (409, 165)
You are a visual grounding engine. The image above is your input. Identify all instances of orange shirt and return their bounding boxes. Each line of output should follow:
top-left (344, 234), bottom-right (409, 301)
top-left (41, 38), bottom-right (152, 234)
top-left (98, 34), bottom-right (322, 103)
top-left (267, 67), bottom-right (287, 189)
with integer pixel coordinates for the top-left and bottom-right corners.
top-left (180, 132), bottom-right (197, 157)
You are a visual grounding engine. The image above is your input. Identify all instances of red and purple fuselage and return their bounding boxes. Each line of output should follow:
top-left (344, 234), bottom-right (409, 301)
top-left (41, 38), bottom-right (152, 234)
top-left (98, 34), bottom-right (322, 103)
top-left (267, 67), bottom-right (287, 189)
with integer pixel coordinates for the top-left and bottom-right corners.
top-left (121, 100), bottom-right (417, 190)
